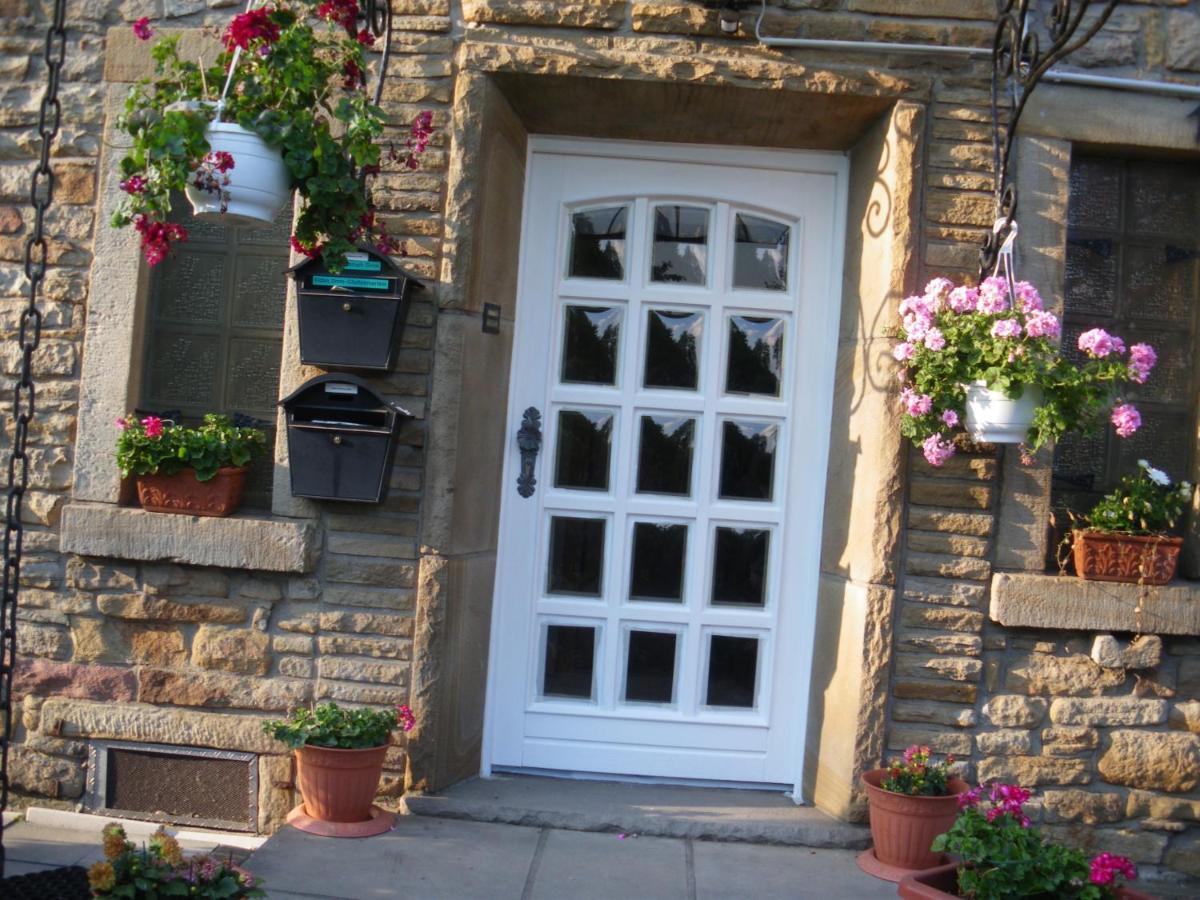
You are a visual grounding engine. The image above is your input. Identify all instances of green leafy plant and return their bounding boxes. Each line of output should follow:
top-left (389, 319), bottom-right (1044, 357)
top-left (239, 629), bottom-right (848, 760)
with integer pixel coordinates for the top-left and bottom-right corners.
top-left (934, 784), bottom-right (1137, 900)
top-left (89, 823), bottom-right (265, 898)
top-left (263, 701), bottom-right (416, 749)
top-left (880, 744), bottom-right (955, 797)
top-left (894, 276), bottom-right (1155, 467)
top-left (112, 3), bottom-right (433, 270)
top-left (115, 413), bottom-right (267, 482)
top-left (1082, 459), bottom-right (1193, 536)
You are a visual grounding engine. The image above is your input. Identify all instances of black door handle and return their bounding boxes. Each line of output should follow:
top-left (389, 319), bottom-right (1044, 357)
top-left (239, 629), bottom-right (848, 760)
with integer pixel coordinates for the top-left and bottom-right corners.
top-left (516, 407), bottom-right (542, 498)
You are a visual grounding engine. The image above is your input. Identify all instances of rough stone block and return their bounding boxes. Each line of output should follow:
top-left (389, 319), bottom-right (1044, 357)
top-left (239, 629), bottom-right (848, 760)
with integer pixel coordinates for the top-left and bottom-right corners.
top-left (901, 577), bottom-right (986, 610)
top-left (887, 725), bottom-right (972, 757)
top-left (137, 667), bottom-right (310, 712)
top-left (129, 627), bottom-right (187, 667)
top-left (977, 756), bottom-right (1091, 787)
top-left (905, 551), bottom-right (990, 582)
top-left (9, 747), bottom-right (84, 799)
top-left (895, 653), bottom-right (981, 683)
top-left (1164, 831), bottom-right (1200, 877)
top-left (318, 634), bottom-right (410, 660)
top-left (1042, 825), bottom-right (1168, 865)
top-left (1167, 10), bottom-right (1200, 71)
top-left (13, 658), bottom-right (136, 702)
top-left (990, 573), bottom-right (1200, 635)
top-left (983, 695), bottom-right (1047, 728)
top-left (258, 754), bottom-right (294, 833)
top-left (318, 610), bottom-right (415, 636)
top-left (1126, 789), bottom-right (1200, 822)
top-left (1050, 698), bottom-right (1167, 727)
top-left (1099, 731), bottom-right (1200, 792)
top-left (192, 625), bottom-right (271, 676)
top-left (1007, 653), bottom-right (1127, 696)
top-left (890, 699), bottom-right (976, 729)
top-left (463, 0), bottom-right (625, 29)
top-left (1042, 727), bottom-right (1100, 758)
top-left (316, 679), bottom-right (408, 705)
top-left (1043, 789), bottom-right (1125, 825)
top-left (41, 697), bottom-right (278, 752)
top-left (1092, 634), bottom-right (1163, 670)
top-left (1170, 700), bottom-right (1200, 734)
top-left (893, 679), bottom-right (977, 704)
top-left (17, 622), bottom-right (71, 660)
top-left (318, 657), bottom-right (409, 686)
top-left (976, 730), bottom-right (1032, 756)
top-left (632, 2), bottom-right (715, 35)
top-left (97, 592), bottom-right (247, 624)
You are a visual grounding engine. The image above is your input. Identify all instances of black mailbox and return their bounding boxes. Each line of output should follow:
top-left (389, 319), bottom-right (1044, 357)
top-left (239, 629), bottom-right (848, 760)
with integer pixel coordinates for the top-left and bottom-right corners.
top-left (289, 248), bottom-right (422, 372)
top-left (280, 374), bottom-right (409, 503)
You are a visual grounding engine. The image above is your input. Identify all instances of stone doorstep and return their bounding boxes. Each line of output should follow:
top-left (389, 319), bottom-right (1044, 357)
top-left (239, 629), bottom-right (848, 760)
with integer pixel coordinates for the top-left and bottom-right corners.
top-left (402, 774), bottom-right (870, 849)
top-left (23, 806), bottom-right (268, 851)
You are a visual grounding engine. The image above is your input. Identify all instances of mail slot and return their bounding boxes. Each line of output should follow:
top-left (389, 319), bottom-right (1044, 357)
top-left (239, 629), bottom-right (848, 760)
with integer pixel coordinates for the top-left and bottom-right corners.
top-left (279, 374), bottom-right (409, 503)
top-left (289, 248), bottom-right (421, 371)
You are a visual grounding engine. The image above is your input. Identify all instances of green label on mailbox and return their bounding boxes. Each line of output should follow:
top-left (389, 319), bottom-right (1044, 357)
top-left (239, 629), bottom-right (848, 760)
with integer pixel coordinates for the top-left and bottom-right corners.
top-left (311, 274), bottom-right (391, 291)
top-left (344, 258), bottom-right (383, 273)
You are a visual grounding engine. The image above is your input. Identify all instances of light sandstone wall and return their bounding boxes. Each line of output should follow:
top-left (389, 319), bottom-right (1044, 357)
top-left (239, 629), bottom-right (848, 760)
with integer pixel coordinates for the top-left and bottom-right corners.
top-left (1, 0), bottom-right (1199, 876)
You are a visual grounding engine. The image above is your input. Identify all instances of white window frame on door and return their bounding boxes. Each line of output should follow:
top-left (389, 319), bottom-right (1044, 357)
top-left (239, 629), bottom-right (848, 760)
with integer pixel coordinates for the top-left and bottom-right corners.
top-left (481, 137), bottom-right (849, 802)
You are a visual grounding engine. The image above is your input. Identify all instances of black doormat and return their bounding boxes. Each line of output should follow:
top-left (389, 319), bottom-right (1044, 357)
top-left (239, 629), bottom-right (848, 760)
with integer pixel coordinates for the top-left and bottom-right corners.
top-left (0, 865), bottom-right (90, 899)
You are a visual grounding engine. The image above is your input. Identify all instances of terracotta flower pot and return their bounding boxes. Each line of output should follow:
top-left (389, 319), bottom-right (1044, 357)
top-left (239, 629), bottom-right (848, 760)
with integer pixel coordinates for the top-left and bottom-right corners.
top-left (294, 744), bottom-right (389, 823)
top-left (135, 466), bottom-right (248, 517)
top-left (898, 862), bottom-right (1154, 899)
top-left (862, 770), bottom-right (969, 872)
top-left (1072, 530), bottom-right (1182, 586)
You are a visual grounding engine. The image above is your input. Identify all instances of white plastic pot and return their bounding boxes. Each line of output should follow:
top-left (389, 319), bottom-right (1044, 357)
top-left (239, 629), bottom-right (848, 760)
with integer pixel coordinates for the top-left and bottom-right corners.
top-left (185, 121), bottom-right (290, 226)
top-left (963, 381), bottom-right (1042, 444)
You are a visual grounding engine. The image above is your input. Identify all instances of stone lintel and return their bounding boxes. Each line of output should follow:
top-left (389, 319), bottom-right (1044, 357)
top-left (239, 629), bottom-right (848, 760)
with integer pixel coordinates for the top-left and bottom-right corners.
top-left (60, 503), bottom-right (318, 574)
top-left (990, 573), bottom-right (1200, 636)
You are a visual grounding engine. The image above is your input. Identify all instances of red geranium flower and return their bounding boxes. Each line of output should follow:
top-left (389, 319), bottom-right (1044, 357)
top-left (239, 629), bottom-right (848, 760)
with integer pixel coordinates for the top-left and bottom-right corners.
top-left (132, 17), bottom-right (154, 41)
top-left (223, 8), bottom-right (280, 52)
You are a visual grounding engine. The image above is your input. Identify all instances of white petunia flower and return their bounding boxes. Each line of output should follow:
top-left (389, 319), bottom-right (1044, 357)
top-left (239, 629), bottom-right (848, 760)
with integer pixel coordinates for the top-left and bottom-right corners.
top-left (1145, 466), bottom-right (1170, 486)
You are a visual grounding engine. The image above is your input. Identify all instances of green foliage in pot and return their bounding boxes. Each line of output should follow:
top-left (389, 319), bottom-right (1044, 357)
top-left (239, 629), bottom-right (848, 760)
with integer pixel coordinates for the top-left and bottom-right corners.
top-left (115, 413), bottom-right (267, 482)
top-left (263, 701), bottom-right (416, 750)
top-left (112, 3), bottom-right (433, 269)
top-left (893, 276), bottom-right (1155, 467)
top-left (934, 784), bottom-right (1138, 899)
top-left (1082, 459), bottom-right (1193, 536)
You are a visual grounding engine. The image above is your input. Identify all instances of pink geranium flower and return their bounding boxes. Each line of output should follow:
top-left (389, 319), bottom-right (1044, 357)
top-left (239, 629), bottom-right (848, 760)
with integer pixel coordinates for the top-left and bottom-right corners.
top-left (142, 415), bottom-right (164, 439)
top-left (947, 286), bottom-right (978, 313)
top-left (1111, 403), bottom-right (1141, 438)
top-left (1128, 342), bottom-right (1157, 384)
top-left (892, 342), bottom-right (915, 362)
top-left (923, 328), bottom-right (946, 351)
top-left (1090, 853), bottom-right (1137, 887)
top-left (1078, 327), bottom-right (1119, 358)
top-left (132, 17), bottom-right (154, 41)
top-left (1024, 310), bottom-right (1060, 339)
top-left (1013, 281), bottom-right (1043, 312)
top-left (990, 318), bottom-right (1022, 339)
top-left (976, 276), bottom-right (1010, 314)
top-left (922, 433), bottom-right (956, 467)
top-left (941, 409), bottom-right (959, 428)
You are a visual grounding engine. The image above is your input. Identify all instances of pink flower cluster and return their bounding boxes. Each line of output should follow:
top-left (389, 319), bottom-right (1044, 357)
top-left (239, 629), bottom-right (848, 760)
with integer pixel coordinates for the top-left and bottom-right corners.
top-left (1077, 327), bottom-right (1125, 359)
top-left (1024, 309), bottom-right (1060, 339)
top-left (396, 703), bottom-right (416, 732)
top-left (1128, 342), bottom-right (1156, 384)
top-left (1090, 852), bottom-right (1137, 887)
top-left (223, 8), bottom-right (280, 52)
top-left (132, 16), bottom-right (154, 41)
top-left (118, 414), bottom-right (163, 438)
top-left (958, 782), bottom-right (1031, 827)
top-left (1111, 403), bottom-right (1141, 438)
top-left (134, 215), bottom-right (187, 267)
top-left (119, 175), bottom-right (147, 195)
top-left (900, 388), bottom-right (932, 417)
top-left (990, 318), bottom-right (1022, 339)
top-left (922, 434), bottom-right (955, 467)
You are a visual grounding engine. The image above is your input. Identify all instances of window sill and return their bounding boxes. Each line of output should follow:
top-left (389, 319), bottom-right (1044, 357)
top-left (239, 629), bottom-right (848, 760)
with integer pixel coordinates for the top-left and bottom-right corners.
top-left (60, 503), bottom-right (319, 573)
top-left (990, 572), bottom-right (1200, 636)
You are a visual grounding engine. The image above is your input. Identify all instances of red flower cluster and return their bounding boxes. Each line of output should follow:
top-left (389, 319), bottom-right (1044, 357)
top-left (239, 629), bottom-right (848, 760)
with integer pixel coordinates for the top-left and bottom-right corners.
top-left (132, 16), bottom-right (154, 41)
top-left (134, 215), bottom-right (188, 267)
top-left (142, 415), bottom-right (164, 439)
top-left (317, 0), bottom-right (359, 35)
top-left (119, 175), bottom-right (147, 195)
top-left (289, 235), bottom-right (322, 259)
top-left (341, 58), bottom-right (363, 91)
top-left (388, 110), bottom-right (435, 171)
top-left (1089, 852), bottom-right (1137, 887)
top-left (959, 782), bottom-right (1032, 827)
top-left (355, 28), bottom-right (375, 47)
top-left (205, 151), bottom-right (235, 174)
top-left (223, 8), bottom-right (280, 52)
top-left (396, 704), bottom-right (416, 733)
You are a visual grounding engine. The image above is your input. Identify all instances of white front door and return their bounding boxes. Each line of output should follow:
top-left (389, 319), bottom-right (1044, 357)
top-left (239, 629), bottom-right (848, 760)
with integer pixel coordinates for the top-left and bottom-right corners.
top-left (485, 138), bottom-right (846, 791)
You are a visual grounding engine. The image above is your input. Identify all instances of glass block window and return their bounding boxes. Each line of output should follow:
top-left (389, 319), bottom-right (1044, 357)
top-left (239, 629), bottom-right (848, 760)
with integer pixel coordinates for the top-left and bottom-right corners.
top-left (1052, 156), bottom-right (1200, 523)
top-left (140, 195), bottom-right (292, 508)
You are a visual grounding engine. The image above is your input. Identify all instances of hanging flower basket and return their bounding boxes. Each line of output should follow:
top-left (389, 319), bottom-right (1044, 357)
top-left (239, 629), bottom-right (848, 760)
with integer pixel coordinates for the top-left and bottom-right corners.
top-left (962, 381), bottom-right (1042, 444)
top-left (184, 121), bottom-right (289, 225)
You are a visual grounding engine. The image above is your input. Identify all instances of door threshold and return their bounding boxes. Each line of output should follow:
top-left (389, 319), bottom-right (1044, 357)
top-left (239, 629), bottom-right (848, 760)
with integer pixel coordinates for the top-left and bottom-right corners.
top-left (493, 765), bottom-right (792, 794)
top-left (404, 772), bottom-right (868, 849)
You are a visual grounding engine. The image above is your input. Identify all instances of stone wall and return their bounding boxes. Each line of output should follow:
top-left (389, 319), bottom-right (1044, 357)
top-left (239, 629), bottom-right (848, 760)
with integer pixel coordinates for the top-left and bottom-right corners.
top-left (0, 0), bottom-right (1197, 880)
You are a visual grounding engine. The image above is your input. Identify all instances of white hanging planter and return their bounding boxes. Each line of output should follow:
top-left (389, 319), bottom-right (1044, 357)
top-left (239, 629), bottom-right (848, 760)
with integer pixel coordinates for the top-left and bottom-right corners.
top-left (185, 121), bottom-right (290, 226)
top-left (963, 381), bottom-right (1042, 444)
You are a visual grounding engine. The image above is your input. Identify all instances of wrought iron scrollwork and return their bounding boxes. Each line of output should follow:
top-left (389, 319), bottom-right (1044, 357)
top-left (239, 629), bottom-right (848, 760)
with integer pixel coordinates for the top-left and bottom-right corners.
top-left (980, 0), bottom-right (1120, 279)
top-left (516, 407), bottom-right (543, 499)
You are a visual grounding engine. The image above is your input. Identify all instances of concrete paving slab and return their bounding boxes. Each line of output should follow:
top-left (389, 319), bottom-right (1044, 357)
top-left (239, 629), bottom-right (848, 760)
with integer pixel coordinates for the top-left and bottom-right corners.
top-left (244, 814), bottom-right (541, 899)
top-left (693, 841), bottom-right (896, 899)
top-left (3, 823), bottom-right (98, 867)
top-left (405, 774), bottom-right (869, 848)
top-left (529, 829), bottom-right (689, 900)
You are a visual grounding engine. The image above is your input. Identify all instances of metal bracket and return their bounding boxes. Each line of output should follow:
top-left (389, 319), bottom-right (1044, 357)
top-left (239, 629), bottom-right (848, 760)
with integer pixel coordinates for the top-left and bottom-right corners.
top-left (482, 303), bottom-right (502, 334)
top-left (516, 407), bottom-right (542, 499)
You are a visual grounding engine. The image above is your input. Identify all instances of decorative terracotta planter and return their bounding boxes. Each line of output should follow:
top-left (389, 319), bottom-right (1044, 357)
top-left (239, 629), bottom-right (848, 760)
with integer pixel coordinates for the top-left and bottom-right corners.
top-left (135, 466), bottom-right (247, 517)
top-left (1072, 530), bottom-right (1182, 586)
top-left (862, 770), bottom-right (969, 873)
top-left (898, 862), bottom-right (1154, 899)
top-left (294, 744), bottom-right (389, 823)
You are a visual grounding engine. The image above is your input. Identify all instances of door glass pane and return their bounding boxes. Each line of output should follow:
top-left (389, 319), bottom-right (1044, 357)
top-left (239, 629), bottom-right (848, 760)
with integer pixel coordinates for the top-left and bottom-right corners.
top-left (543, 624), bottom-right (596, 699)
top-left (651, 205), bottom-right (708, 285)
top-left (706, 634), bottom-right (759, 708)
top-left (554, 410), bottom-right (613, 491)
top-left (733, 214), bottom-right (789, 291)
top-left (636, 415), bottom-right (696, 496)
top-left (718, 420), bottom-right (777, 501)
top-left (644, 310), bottom-right (702, 390)
top-left (726, 316), bottom-right (784, 396)
top-left (569, 207), bottom-right (627, 280)
top-left (561, 306), bottom-right (622, 385)
top-left (712, 527), bottom-right (769, 607)
top-left (547, 517), bottom-right (605, 596)
top-left (629, 522), bottom-right (687, 602)
top-left (624, 630), bottom-right (677, 704)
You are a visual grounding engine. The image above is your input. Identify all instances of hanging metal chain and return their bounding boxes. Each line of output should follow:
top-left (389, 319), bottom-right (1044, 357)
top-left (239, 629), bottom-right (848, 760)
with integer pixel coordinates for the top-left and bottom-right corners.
top-left (362, 0), bottom-right (393, 107)
top-left (980, 0), bottom-right (1119, 279)
top-left (0, 0), bottom-right (68, 878)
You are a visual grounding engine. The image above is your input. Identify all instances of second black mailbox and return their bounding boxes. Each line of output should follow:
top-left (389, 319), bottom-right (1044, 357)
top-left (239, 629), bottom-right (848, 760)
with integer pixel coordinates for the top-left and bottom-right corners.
top-left (280, 374), bottom-right (410, 503)
top-left (290, 247), bottom-right (421, 371)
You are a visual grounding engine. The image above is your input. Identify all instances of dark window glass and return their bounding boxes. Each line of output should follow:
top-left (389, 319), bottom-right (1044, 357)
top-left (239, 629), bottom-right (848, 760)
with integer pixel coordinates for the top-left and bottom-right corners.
top-left (706, 635), bottom-right (759, 708)
top-left (142, 192), bottom-right (291, 509)
top-left (636, 415), bottom-right (696, 496)
top-left (712, 527), bottom-right (769, 607)
top-left (718, 420), bottom-right (778, 501)
top-left (629, 522), bottom-right (687, 602)
top-left (726, 316), bottom-right (784, 396)
top-left (561, 306), bottom-right (621, 385)
top-left (543, 625), bottom-right (596, 699)
top-left (554, 410), bottom-right (613, 491)
top-left (1053, 156), bottom-right (1200, 535)
top-left (644, 310), bottom-right (702, 390)
top-left (651, 205), bottom-right (708, 285)
top-left (733, 214), bottom-right (789, 291)
top-left (624, 631), bottom-right (678, 704)
top-left (547, 517), bottom-right (605, 596)
top-left (569, 207), bottom-right (627, 280)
